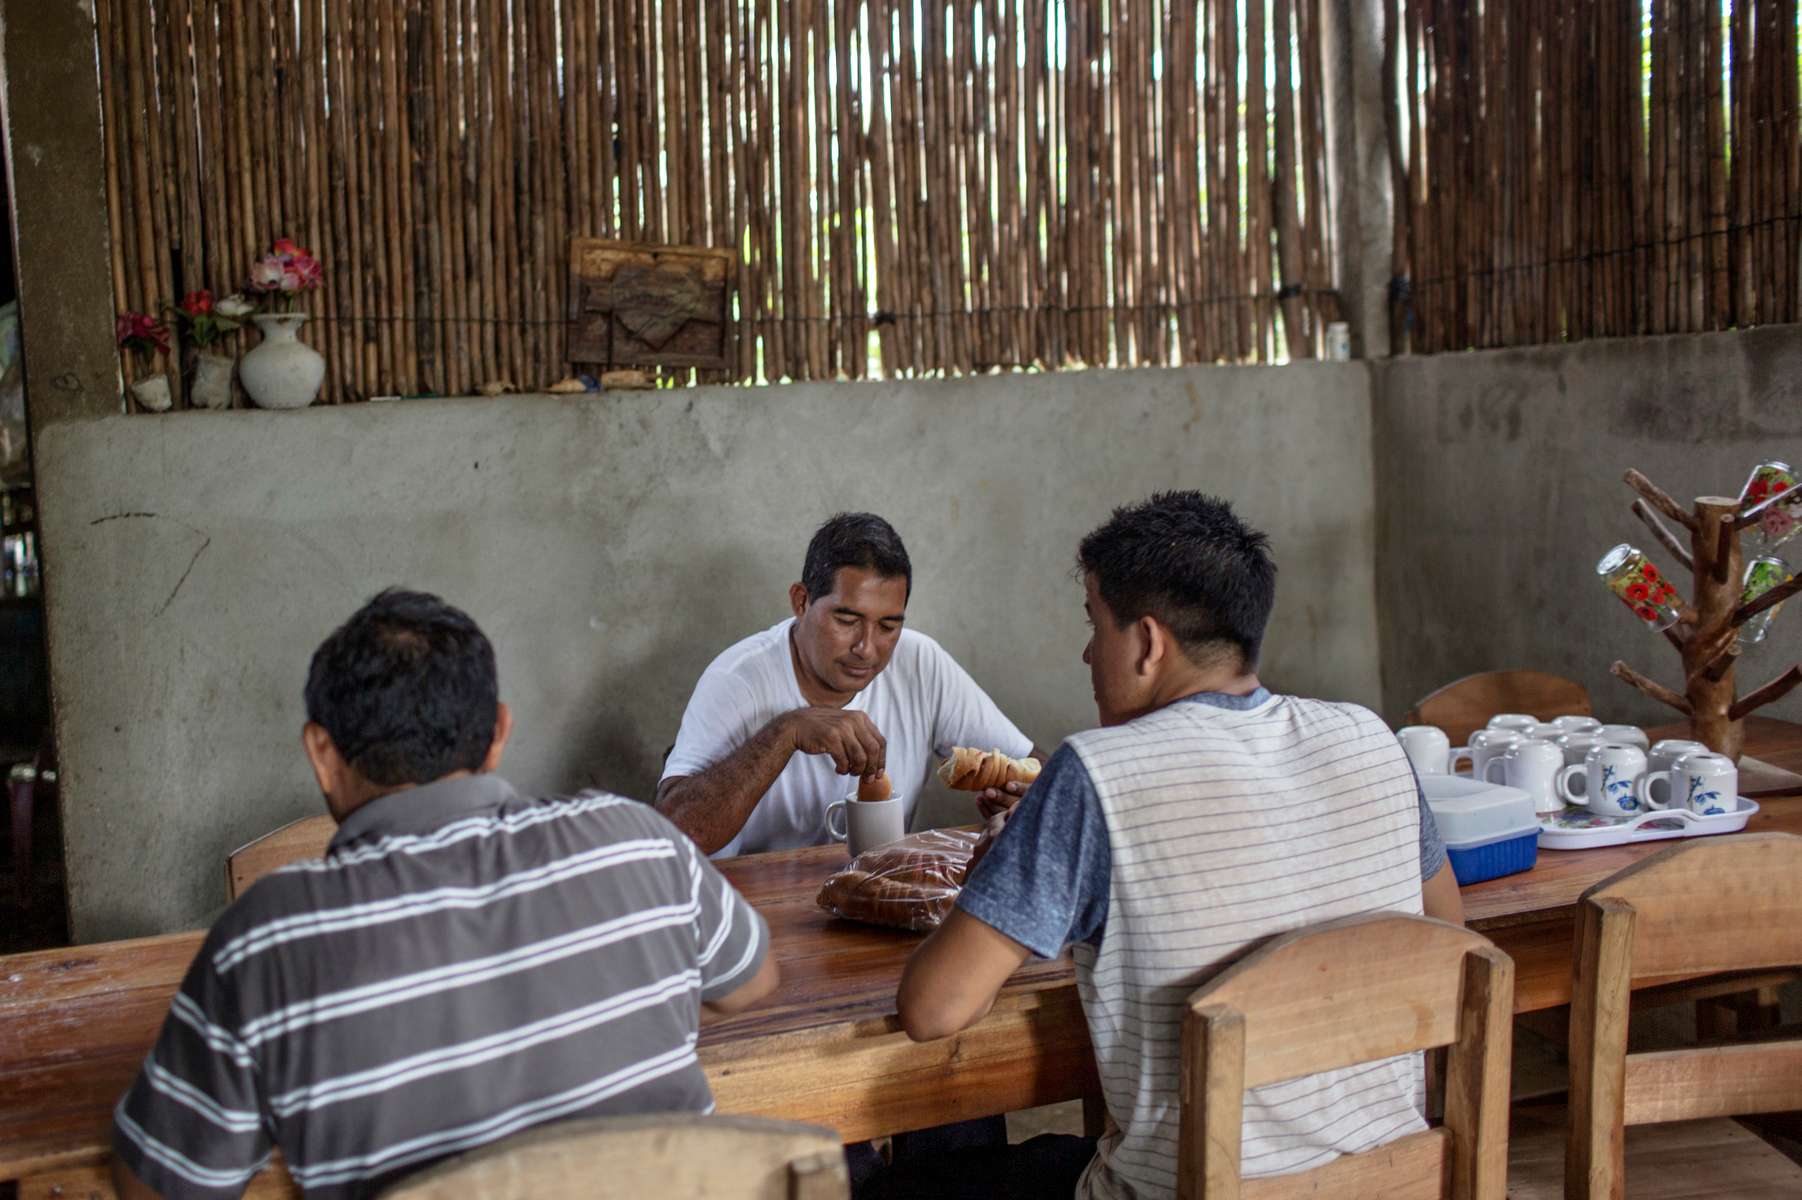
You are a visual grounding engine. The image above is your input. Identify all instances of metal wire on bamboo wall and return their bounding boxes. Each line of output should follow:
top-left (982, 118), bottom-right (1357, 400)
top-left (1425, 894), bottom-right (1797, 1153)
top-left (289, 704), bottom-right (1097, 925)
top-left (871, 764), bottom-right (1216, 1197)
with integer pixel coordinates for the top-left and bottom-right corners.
top-left (98, 0), bottom-right (1340, 407)
top-left (1387, 0), bottom-right (1802, 354)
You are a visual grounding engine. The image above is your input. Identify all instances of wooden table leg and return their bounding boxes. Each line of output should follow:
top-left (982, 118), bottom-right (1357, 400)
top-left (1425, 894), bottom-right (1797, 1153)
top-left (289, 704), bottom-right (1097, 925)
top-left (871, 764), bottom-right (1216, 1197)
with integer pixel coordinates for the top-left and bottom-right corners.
top-left (1082, 1091), bottom-right (1109, 1138)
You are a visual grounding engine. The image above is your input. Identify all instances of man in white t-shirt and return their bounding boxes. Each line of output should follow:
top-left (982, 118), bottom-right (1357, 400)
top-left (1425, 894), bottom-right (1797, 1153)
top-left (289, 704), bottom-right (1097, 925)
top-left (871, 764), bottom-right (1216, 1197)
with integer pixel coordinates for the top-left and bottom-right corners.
top-left (658, 512), bottom-right (1042, 858)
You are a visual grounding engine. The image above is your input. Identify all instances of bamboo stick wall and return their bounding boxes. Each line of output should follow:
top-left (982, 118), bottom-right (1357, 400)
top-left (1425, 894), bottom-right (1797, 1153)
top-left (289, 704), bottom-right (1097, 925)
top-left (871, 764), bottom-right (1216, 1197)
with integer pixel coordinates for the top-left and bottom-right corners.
top-left (1389, 0), bottom-right (1801, 354)
top-left (100, 0), bottom-right (1340, 407)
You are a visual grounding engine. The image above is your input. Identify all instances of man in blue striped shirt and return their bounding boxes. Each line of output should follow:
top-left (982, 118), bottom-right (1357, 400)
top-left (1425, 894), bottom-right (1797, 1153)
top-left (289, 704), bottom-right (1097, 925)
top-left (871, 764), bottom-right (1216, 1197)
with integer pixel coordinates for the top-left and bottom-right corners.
top-left (113, 589), bottom-right (776, 1198)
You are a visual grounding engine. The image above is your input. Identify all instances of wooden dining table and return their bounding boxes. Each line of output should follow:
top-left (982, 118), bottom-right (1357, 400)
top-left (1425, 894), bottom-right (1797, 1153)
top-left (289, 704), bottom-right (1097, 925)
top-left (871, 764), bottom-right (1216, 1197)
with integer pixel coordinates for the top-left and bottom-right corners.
top-left (4, 717), bottom-right (1800, 1199)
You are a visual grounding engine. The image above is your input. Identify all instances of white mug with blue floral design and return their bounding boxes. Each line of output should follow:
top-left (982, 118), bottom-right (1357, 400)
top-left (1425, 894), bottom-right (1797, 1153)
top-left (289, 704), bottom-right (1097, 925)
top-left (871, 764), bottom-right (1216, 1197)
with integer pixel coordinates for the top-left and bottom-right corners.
top-left (1640, 751), bottom-right (1738, 817)
top-left (1644, 738), bottom-right (1708, 806)
top-left (1557, 743), bottom-right (1649, 817)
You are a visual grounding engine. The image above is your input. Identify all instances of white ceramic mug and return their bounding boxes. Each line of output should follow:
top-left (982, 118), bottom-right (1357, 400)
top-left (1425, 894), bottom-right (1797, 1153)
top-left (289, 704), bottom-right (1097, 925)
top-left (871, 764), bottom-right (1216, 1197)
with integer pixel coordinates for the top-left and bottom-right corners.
top-left (1450, 729), bottom-right (1526, 779)
top-left (1520, 722), bottom-right (1564, 742)
top-left (1597, 724), bottom-right (1650, 751)
top-left (825, 794), bottom-right (907, 857)
top-left (1397, 725), bottom-right (1453, 776)
top-left (1486, 713), bottom-right (1539, 734)
top-left (1557, 744), bottom-right (1650, 817)
top-left (1554, 730), bottom-right (1603, 767)
top-left (1551, 715), bottom-right (1603, 734)
top-left (1644, 739), bottom-right (1708, 806)
top-left (1640, 751), bottom-right (1738, 816)
top-left (1482, 740), bottom-right (1566, 815)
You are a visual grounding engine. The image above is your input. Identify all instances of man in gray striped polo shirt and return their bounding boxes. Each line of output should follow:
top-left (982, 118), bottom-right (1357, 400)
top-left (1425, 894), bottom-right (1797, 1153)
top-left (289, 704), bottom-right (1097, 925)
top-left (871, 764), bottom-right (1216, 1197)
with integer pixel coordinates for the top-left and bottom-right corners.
top-left (112, 590), bottom-right (775, 1199)
top-left (874, 493), bottom-right (1462, 1199)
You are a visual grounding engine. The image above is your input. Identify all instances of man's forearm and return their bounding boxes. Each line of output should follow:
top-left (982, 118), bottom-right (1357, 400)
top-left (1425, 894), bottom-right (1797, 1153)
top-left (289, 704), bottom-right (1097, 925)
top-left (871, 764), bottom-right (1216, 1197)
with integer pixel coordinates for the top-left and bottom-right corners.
top-left (656, 715), bottom-right (797, 854)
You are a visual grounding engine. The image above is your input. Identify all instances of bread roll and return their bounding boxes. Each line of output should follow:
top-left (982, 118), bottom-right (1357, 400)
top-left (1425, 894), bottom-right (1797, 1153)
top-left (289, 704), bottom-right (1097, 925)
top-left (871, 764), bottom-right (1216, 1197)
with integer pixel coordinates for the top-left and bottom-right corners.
top-left (815, 829), bottom-right (981, 931)
top-left (935, 746), bottom-right (1041, 792)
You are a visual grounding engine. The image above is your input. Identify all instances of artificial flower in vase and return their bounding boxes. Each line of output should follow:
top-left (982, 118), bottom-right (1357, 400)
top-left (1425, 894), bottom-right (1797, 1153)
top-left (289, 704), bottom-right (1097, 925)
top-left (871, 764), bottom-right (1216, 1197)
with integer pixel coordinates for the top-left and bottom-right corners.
top-left (239, 237), bottom-right (326, 410)
top-left (167, 290), bottom-right (249, 410)
top-left (116, 311), bottom-right (172, 412)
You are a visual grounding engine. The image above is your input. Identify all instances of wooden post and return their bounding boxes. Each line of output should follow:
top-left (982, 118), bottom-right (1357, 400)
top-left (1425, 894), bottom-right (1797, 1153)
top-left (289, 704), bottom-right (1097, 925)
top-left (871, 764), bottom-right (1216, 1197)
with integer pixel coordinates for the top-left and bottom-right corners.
top-left (1179, 1004), bottom-right (1245, 1200)
top-left (0, 0), bottom-right (122, 426)
top-left (1441, 948), bottom-right (1514, 1200)
top-left (1567, 896), bottom-right (1635, 1200)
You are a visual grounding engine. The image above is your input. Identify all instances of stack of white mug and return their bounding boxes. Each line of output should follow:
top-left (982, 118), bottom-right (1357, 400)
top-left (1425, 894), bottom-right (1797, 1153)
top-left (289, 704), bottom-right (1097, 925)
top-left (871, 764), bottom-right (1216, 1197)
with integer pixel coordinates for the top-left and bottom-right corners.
top-left (1398, 714), bottom-right (1738, 820)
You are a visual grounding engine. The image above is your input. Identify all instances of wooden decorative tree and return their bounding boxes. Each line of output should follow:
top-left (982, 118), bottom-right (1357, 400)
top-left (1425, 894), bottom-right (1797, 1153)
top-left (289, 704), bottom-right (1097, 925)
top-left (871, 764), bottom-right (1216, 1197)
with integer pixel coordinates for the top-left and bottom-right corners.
top-left (1610, 469), bottom-right (1802, 762)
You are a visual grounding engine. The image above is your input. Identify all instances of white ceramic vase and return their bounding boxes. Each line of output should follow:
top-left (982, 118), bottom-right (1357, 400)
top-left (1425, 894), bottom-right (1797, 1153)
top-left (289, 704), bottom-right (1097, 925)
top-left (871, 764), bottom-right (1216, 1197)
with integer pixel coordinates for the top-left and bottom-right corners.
top-left (240, 313), bottom-right (324, 410)
top-left (130, 374), bottom-right (172, 412)
top-left (190, 353), bottom-right (235, 410)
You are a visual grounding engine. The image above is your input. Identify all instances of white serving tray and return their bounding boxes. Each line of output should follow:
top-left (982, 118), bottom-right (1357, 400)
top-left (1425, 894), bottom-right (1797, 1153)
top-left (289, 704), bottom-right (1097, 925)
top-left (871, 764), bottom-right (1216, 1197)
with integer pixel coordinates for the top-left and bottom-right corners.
top-left (1536, 796), bottom-right (1760, 850)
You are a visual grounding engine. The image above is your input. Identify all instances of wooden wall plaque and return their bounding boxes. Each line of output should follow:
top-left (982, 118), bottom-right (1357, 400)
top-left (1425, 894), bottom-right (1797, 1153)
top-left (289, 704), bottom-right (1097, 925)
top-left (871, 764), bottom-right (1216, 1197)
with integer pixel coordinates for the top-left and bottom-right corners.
top-left (569, 238), bottom-right (733, 370)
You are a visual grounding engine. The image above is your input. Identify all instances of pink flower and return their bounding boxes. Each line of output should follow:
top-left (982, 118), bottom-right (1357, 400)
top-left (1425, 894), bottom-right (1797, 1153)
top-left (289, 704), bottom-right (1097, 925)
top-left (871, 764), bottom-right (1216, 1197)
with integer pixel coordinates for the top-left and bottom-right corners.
top-left (290, 254), bottom-right (323, 289)
top-left (1763, 508), bottom-right (1797, 540)
top-left (115, 310), bottom-right (170, 356)
top-left (248, 255), bottom-right (286, 291)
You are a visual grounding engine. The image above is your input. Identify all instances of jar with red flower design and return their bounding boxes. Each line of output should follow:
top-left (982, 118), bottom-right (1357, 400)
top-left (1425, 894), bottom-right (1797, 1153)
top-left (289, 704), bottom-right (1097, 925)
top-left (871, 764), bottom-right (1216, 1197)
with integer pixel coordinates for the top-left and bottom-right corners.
top-left (1738, 461), bottom-right (1799, 553)
top-left (1596, 543), bottom-right (1683, 632)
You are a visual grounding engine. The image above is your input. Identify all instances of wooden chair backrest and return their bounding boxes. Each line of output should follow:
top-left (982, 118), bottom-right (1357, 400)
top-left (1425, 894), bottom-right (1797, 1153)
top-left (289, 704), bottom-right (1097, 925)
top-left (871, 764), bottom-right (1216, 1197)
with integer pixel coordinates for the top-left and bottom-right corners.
top-left (1566, 833), bottom-right (1802, 1197)
top-left (225, 813), bottom-right (337, 901)
top-left (379, 1113), bottom-right (848, 1199)
top-left (1179, 913), bottom-right (1513, 1200)
top-left (1405, 670), bottom-right (1592, 747)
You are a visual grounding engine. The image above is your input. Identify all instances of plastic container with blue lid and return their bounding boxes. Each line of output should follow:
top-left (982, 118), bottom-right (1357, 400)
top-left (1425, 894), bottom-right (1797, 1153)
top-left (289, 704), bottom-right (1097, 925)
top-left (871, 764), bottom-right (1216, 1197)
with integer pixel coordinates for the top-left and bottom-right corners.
top-left (1420, 774), bottom-right (1540, 885)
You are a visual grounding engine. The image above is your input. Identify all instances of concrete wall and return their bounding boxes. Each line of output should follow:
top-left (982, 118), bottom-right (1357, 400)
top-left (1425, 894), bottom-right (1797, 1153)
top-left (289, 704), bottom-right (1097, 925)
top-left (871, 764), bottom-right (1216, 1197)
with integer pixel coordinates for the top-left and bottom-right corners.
top-left (1372, 325), bottom-right (1802, 728)
top-left (36, 364), bottom-right (1380, 940)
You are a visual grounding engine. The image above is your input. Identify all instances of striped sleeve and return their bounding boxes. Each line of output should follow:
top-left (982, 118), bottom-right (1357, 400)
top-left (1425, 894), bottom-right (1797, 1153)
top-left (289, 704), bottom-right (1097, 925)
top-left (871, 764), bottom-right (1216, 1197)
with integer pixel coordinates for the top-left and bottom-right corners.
top-left (681, 835), bottom-right (769, 1001)
top-left (113, 940), bottom-right (272, 1198)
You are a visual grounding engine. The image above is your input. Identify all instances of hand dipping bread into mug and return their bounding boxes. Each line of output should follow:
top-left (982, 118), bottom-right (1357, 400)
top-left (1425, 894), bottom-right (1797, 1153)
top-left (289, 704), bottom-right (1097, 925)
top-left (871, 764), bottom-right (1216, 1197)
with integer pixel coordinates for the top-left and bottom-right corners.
top-left (828, 771), bottom-right (907, 857)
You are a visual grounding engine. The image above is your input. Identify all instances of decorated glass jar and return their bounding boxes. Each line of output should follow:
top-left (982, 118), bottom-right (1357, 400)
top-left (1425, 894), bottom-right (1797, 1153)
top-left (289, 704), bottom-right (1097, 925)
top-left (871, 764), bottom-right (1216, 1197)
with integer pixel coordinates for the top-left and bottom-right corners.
top-left (1740, 555), bottom-right (1793, 645)
top-left (1596, 543), bottom-right (1682, 632)
top-left (1738, 461), bottom-right (1798, 552)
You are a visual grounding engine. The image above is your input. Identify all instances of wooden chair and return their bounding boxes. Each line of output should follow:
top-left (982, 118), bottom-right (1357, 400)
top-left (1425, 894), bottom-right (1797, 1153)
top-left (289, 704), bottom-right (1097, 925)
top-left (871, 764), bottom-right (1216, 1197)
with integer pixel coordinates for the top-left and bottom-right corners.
top-left (1510, 833), bottom-right (1802, 1199)
top-left (225, 813), bottom-right (337, 901)
top-left (1179, 913), bottom-right (1514, 1200)
top-left (380, 1113), bottom-right (848, 1199)
top-left (1405, 670), bottom-right (1592, 747)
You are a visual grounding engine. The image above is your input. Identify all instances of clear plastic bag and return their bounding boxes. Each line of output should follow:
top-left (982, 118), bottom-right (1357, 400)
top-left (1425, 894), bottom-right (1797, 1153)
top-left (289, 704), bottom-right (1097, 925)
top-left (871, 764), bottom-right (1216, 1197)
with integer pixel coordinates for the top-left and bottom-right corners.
top-left (815, 828), bottom-right (983, 932)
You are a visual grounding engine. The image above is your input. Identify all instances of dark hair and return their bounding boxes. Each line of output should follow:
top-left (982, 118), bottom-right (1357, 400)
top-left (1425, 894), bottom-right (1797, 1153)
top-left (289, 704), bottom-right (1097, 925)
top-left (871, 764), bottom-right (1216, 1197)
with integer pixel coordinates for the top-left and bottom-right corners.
top-left (1077, 491), bottom-right (1277, 669)
top-left (303, 589), bottom-right (499, 787)
top-left (801, 512), bottom-right (913, 602)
